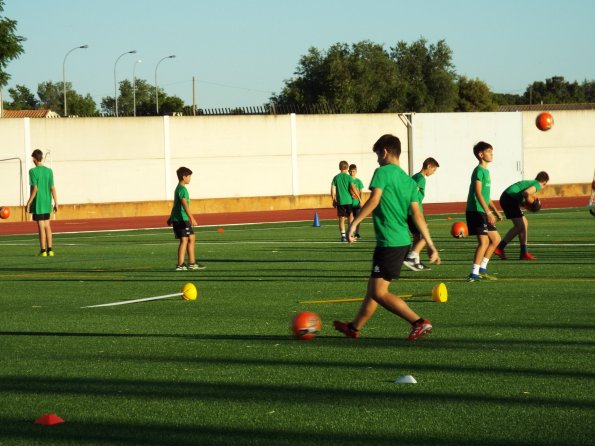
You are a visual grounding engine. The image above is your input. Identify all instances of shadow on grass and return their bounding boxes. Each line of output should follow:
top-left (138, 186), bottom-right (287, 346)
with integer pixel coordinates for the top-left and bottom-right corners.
top-left (0, 417), bottom-right (560, 446)
top-left (0, 375), bottom-right (593, 411)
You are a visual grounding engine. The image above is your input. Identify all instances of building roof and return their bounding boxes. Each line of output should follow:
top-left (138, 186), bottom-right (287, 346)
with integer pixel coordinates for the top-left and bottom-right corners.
top-left (498, 103), bottom-right (595, 112)
top-left (1, 109), bottom-right (60, 118)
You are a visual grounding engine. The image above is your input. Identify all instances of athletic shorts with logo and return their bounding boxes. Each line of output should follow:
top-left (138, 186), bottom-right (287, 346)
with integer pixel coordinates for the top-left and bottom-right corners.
top-left (371, 246), bottom-right (410, 281)
top-left (465, 211), bottom-right (497, 236)
top-left (172, 221), bottom-right (194, 239)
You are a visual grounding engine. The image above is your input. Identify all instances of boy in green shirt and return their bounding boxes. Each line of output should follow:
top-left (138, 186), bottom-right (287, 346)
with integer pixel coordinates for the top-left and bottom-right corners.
top-left (331, 161), bottom-right (358, 242)
top-left (333, 134), bottom-right (440, 341)
top-left (403, 157), bottom-right (440, 271)
top-left (26, 149), bottom-right (58, 256)
top-left (495, 171), bottom-right (549, 260)
top-left (465, 142), bottom-right (503, 282)
top-left (348, 163), bottom-right (364, 239)
top-left (167, 166), bottom-right (206, 271)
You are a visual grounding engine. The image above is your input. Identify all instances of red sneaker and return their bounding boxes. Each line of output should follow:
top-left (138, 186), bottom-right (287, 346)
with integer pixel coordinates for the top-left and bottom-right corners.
top-left (520, 252), bottom-right (537, 260)
top-left (333, 320), bottom-right (360, 339)
top-left (407, 319), bottom-right (432, 341)
top-left (494, 247), bottom-right (507, 260)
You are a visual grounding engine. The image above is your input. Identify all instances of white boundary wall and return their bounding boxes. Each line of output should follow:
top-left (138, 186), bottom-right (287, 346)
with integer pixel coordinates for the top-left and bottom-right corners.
top-left (1, 111), bottom-right (593, 207)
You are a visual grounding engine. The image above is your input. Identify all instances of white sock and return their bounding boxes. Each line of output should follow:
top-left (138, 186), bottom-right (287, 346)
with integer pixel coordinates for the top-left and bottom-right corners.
top-left (407, 252), bottom-right (419, 261)
top-left (472, 264), bottom-right (480, 275)
top-left (480, 258), bottom-right (489, 269)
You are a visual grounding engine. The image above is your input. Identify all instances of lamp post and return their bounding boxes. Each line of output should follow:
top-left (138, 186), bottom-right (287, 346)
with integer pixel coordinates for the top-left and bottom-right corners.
top-left (62, 44), bottom-right (88, 117)
top-left (133, 59), bottom-right (142, 117)
top-left (114, 50), bottom-right (137, 117)
top-left (155, 55), bottom-right (176, 115)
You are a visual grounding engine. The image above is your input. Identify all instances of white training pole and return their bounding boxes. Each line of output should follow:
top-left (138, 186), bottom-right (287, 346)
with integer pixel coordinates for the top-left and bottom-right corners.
top-left (81, 292), bottom-right (182, 308)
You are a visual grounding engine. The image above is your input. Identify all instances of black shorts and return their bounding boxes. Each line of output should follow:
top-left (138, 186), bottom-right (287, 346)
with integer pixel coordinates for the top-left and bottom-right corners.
top-left (406, 215), bottom-right (420, 235)
top-left (370, 246), bottom-right (410, 281)
top-left (336, 204), bottom-right (353, 218)
top-left (172, 221), bottom-right (194, 239)
top-left (465, 211), bottom-right (497, 236)
top-left (32, 213), bottom-right (50, 221)
top-left (500, 192), bottom-right (524, 219)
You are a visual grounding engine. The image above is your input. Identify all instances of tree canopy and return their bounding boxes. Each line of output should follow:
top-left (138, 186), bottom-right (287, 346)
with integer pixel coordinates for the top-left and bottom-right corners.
top-left (101, 78), bottom-right (185, 116)
top-left (0, 0), bottom-right (25, 89)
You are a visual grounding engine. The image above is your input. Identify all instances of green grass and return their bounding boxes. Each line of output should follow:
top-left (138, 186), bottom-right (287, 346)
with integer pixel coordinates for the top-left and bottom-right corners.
top-left (0, 208), bottom-right (593, 445)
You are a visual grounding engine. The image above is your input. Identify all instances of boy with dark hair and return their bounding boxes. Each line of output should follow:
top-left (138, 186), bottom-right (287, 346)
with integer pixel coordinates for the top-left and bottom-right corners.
top-left (26, 149), bottom-right (58, 256)
top-left (495, 171), bottom-right (549, 260)
top-left (403, 157), bottom-right (440, 271)
top-left (331, 160), bottom-right (357, 242)
top-left (333, 134), bottom-right (440, 341)
top-left (167, 166), bottom-right (206, 271)
top-left (465, 141), bottom-right (502, 282)
top-left (349, 163), bottom-right (364, 239)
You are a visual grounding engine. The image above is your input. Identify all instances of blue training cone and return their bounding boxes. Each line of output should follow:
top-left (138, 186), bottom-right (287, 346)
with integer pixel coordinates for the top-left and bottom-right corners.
top-left (312, 212), bottom-right (321, 227)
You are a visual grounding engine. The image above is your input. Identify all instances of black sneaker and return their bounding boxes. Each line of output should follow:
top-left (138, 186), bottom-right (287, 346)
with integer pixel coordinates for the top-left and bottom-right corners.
top-left (175, 264), bottom-right (188, 271)
top-left (415, 262), bottom-right (431, 271)
top-left (340, 236), bottom-right (348, 243)
top-left (402, 258), bottom-right (420, 271)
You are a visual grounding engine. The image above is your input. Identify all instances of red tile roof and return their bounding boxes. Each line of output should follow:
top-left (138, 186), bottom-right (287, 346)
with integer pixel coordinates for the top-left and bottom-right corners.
top-left (1, 109), bottom-right (60, 118)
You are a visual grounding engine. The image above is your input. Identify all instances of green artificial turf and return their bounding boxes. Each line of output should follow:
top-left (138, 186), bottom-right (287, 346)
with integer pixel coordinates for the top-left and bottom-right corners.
top-left (0, 208), bottom-right (593, 445)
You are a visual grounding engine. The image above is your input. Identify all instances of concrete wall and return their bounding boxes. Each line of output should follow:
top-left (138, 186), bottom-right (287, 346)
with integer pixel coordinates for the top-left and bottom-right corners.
top-left (0, 110), bottom-right (592, 220)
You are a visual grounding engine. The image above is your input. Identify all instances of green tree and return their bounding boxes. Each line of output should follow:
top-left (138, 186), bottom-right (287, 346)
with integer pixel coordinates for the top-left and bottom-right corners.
top-left (0, 0), bottom-right (25, 89)
top-left (492, 92), bottom-right (524, 106)
top-left (523, 76), bottom-right (585, 104)
top-left (6, 84), bottom-right (38, 109)
top-left (456, 76), bottom-right (496, 111)
top-left (390, 38), bottom-right (458, 112)
top-left (37, 81), bottom-right (97, 116)
top-left (271, 41), bottom-right (401, 113)
top-left (101, 78), bottom-right (184, 116)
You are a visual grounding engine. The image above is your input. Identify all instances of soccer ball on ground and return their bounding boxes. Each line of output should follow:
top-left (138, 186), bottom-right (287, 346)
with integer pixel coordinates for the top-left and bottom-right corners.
top-left (450, 221), bottom-right (468, 239)
top-left (291, 311), bottom-right (322, 340)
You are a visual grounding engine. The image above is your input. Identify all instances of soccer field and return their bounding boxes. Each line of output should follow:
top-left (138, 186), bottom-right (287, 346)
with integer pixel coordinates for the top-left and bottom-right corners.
top-left (0, 208), bottom-right (593, 445)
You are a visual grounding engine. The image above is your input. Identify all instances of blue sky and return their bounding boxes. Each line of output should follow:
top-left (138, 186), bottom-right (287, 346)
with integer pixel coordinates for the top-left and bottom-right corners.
top-left (3, 0), bottom-right (594, 109)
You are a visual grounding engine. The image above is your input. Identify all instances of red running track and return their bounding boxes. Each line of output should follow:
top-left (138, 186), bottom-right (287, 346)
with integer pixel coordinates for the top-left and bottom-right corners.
top-left (0, 197), bottom-right (588, 236)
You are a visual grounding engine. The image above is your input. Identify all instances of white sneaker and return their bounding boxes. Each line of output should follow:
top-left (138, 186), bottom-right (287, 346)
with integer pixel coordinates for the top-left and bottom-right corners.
top-left (402, 258), bottom-right (419, 271)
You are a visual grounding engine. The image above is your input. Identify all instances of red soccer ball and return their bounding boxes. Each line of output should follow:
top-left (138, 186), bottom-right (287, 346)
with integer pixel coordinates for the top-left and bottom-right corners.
top-left (291, 311), bottom-right (322, 340)
top-left (450, 221), bottom-right (468, 239)
top-left (0, 207), bottom-right (10, 219)
top-left (536, 112), bottom-right (554, 131)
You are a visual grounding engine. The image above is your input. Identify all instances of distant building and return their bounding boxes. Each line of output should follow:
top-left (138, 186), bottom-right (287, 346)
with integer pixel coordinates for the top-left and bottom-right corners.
top-left (1, 109), bottom-right (61, 118)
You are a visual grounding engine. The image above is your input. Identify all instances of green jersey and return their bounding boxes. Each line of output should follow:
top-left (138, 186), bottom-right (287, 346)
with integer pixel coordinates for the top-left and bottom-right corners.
top-left (369, 163), bottom-right (418, 247)
top-left (332, 172), bottom-right (354, 205)
top-left (28, 165), bottom-right (54, 214)
top-left (504, 179), bottom-right (541, 203)
top-left (352, 178), bottom-right (364, 206)
top-left (410, 172), bottom-right (426, 213)
top-left (466, 165), bottom-right (491, 212)
top-left (170, 183), bottom-right (190, 222)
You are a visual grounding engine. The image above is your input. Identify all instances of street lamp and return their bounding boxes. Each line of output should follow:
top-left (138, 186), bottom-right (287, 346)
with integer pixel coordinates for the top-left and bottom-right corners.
top-left (155, 55), bottom-right (176, 115)
top-left (114, 50), bottom-right (137, 117)
top-left (62, 44), bottom-right (88, 117)
top-left (133, 59), bottom-right (142, 117)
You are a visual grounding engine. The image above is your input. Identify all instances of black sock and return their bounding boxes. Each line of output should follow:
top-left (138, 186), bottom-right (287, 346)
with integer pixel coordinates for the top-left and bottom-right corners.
top-left (498, 241), bottom-right (507, 250)
top-left (40, 249), bottom-right (46, 254)
top-left (413, 318), bottom-right (424, 325)
top-left (348, 323), bottom-right (359, 332)
top-left (47, 247), bottom-right (52, 252)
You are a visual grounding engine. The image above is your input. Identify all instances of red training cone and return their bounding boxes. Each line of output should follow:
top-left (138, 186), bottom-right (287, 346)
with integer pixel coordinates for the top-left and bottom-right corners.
top-left (34, 413), bottom-right (65, 425)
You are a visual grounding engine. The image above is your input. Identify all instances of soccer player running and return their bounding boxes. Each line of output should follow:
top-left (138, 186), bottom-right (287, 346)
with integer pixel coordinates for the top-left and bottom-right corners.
top-left (333, 134), bottom-right (440, 341)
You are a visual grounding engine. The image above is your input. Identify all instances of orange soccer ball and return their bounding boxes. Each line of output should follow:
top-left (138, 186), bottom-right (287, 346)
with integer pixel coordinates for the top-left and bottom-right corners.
top-left (0, 207), bottom-right (10, 219)
top-left (536, 112), bottom-right (554, 131)
top-left (450, 221), bottom-right (468, 239)
top-left (291, 311), bottom-right (322, 340)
